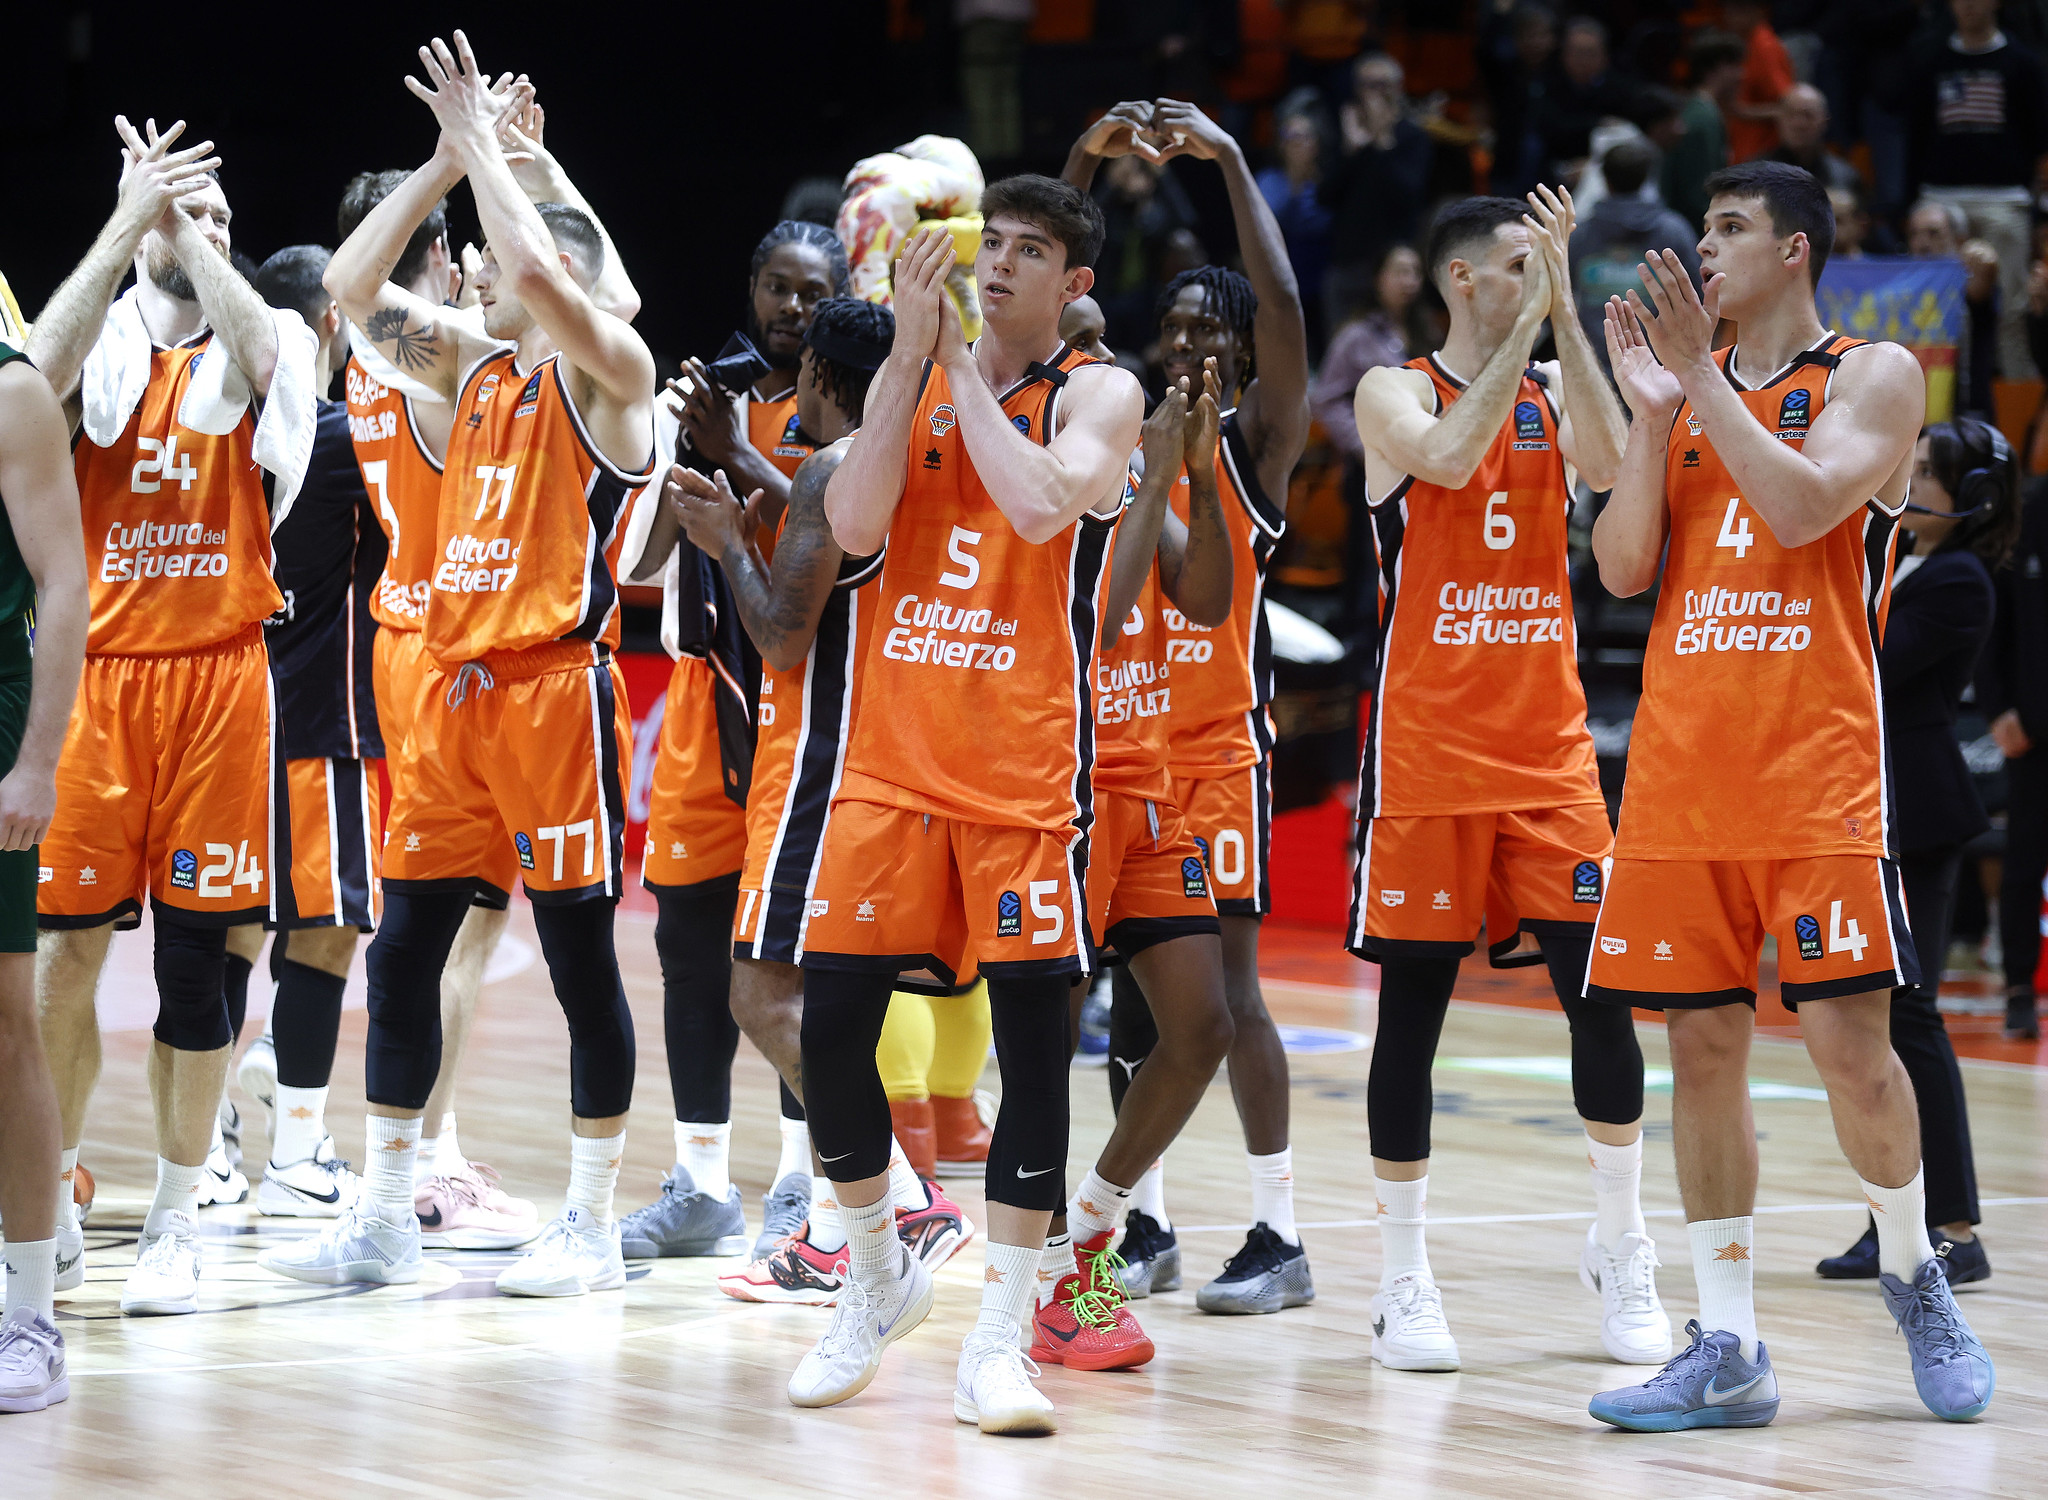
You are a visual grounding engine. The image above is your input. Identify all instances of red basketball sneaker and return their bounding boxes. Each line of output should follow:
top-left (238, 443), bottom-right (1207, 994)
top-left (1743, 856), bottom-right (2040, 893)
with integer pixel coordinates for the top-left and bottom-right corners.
top-left (1030, 1231), bottom-right (1154, 1370)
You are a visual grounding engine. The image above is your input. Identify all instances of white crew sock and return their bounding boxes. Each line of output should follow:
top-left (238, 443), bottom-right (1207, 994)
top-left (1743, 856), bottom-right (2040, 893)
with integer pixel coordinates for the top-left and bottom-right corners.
top-left (365, 1114), bottom-right (422, 1223)
top-left (1375, 1174), bottom-right (1431, 1288)
top-left (146, 1157), bottom-right (204, 1237)
top-left (976, 1240), bottom-right (1044, 1342)
top-left (57, 1147), bottom-right (78, 1231)
top-left (1688, 1215), bottom-right (1759, 1361)
top-left (1248, 1147), bottom-right (1298, 1244)
top-left (676, 1121), bottom-right (732, 1200)
top-left (271, 1084), bottom-right (329, 1167)
top-left (843, 1194), bottom-right (899, 1284)
top-left (1587, 1132), bottom-right (1647, 1252)
top-left (566, 1132), bottom-right (625, 1225)
top-left (808, 1180), bottom-right (847, 1253)
top-left (1132, 1157), bottom-right (1169, 1228)
top-left (4, 1239), bottom-right (57, 1320)
top-left (775, 1117), bottom-right (812, 1186)
top-left (1069, 1167), bottom-right (1133, 1244)
top-left (1036, 1230), bottom-right (1073, 1309)
top-left (887, 1138), bottom-right (927, 1212)
top-left (431, 1114), bottom-right (466, 1178)
top-left (1862, 1169), bottom-right (1937, 1281)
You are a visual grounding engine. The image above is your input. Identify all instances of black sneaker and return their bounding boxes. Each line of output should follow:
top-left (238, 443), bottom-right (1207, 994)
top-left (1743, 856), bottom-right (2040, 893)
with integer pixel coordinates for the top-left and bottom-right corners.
top-left (1116, 1209), bottom-right (1181, 1298)
top-left (1195, 1223), bottom-right (1314, 1314)
top-left (2006, 988), bottom-right (2040, 1041)
top-left (1817, 1217), bottom-right (1878, 1279)
top-left (1931, 1229), bottom-right (1992, 1287)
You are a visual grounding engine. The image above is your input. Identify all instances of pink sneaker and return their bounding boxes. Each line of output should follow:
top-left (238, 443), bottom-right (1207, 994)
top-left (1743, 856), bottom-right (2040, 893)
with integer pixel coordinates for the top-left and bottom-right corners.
top-left (416, 1161), bottom-right (541, 1250)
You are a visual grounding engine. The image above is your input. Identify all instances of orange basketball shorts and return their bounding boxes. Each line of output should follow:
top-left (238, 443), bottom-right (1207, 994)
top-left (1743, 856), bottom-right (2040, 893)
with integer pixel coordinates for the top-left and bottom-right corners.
top-left (1086, 789), bottom-right (1220, 960)
top-left (1171, 758), bottom-right (1273, 918)
top-left (382, 641), bottom-right (632, 905)
top-left (641, 656), bottom-right (748, 891)
top-left (274, 757), bottom-right (381, 931)
top-left (1584, 855), bottom-right (1917, 1010)
top-left (372, 625), bottom-right (430, 762)
top-left (41, 625), bottom-right (275, 929)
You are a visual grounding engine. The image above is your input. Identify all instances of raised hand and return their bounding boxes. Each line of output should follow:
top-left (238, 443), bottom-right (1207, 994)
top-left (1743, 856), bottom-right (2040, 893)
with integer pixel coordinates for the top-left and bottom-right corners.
top-left (674, 358), bottom-right (747, 466)
top-left (1184, 356), bottom-right (1223, 469)
top-left (890, 227), bottom-right (955, 363)
top-left (405, 31), bottom-right (524, 147)
top-left (1524, 183), bottom-right (1578, 323)
top-left (1625, 248), bottom-right (1721, 378)
top-left (1150, 98), bottom-right (1234, 162)
top-left (666, 466), bottom-right (762, 559)
top-left (1079, 101), bottom-right (1164, 162)
top-left (1142, 382), bottom-right (1189, 479)
top-left (1516, 225), bottom-right (1555, 332)
top-left (1605, 297), bottom-right (1684, 420)
top-left (112, 116), bottom-right (219, 239)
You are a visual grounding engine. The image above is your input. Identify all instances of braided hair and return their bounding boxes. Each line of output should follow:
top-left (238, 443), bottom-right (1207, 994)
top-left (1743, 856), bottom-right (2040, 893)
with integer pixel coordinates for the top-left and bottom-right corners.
top-left (1154, 266), bottom-right (1259, 393)
top-left (750, 220), bottom-right (849, 294)
top-left (806, 297), bottom-right (895, 423)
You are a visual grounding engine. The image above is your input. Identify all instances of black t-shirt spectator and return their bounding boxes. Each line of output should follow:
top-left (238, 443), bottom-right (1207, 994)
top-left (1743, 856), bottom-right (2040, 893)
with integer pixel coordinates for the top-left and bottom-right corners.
top-left (1531, 66), bottom-right (1640, 170)
top-left (1907, 32), bottom-right (2048, 189)
top-left (1322, 117), bottom-right (1432, 268)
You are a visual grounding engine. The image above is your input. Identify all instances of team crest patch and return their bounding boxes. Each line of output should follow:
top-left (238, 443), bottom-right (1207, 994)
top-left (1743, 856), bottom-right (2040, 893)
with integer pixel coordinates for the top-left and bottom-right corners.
top-left (171, 848), bottom-right (198, 891)
top-left (476, 372), bottom-right (502, 406)
top-left (1844, 817), bottom-right (1863, 839)
top-left (929, 403), bottom-right (957, 437)
top-left (1012, 414), bottom-right (1031, 435)
top-left (1572, 860), bottom-right (1602, 904)
top-left (514, 832), bottom-right (536, 870)
top-left (1181, 856), bottom-right (1208, 899)
top-left (1778, 387), bottom-right (1811, 431)
top-left (1795, 913), bottom-right (1824, 961)
top-left (1512, 399), bottom-right (1549, 451)
top-left (996, 889), bottom-right (1023, 938)
top-left (513, 368), bottom-right (544, 418)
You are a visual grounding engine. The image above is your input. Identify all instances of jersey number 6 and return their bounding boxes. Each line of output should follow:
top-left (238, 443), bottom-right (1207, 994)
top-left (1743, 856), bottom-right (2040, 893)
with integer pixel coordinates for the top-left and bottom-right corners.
top-left (1484, 491), bottom-right (1515, 551)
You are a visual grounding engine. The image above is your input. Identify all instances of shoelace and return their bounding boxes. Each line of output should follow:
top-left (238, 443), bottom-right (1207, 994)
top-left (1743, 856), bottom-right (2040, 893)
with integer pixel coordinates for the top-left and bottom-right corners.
top-left (137, 1229), bottom-right (196, 1274)
top-left (1606, 1239), bottom-right (1663, 1316)
top-left (967, 1331), bottom-right (1044, 1388)
top-left (1218, 1228), bottom-right (1283, 1281)
top-left (1066, 1241), bottom-right (1133, 1328)
top-left (1384, 1276), bottom-right (1451, 1335)
top-left (1896, 1276), bottom-right (1972, 1361)
top-left (445, 1163), bottom-right (508, 1210)
top-left (817, 1275), bottom-right (875, 1357)
top-left (0, 1318), bottom-right (58, 1374)
top-left (1639, 1320), bottom-right (1718, 1392)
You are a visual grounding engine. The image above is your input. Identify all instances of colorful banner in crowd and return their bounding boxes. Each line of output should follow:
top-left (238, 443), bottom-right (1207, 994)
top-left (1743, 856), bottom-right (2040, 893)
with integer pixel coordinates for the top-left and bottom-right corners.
top-left (1816, 256), bottom-right (1968, 421)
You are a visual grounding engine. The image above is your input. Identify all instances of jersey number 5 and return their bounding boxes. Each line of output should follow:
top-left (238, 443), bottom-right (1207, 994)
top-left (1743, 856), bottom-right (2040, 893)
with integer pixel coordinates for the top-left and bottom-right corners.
top-left (939, 526), bottom-right (982, 589)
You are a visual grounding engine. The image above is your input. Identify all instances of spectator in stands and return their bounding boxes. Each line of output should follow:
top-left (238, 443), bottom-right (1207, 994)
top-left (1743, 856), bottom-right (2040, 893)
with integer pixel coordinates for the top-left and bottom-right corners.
top-left (1309, 243), bottom-right (1432, 463)
top-left (1324, 53), bottom-right (1432, 282)
top-left (1258, 88), bottom-right (1336, 355)
top-left (1767, 83), bottom-right (1863, 193)
top-left (1723, 0), bottom-right (1795, 162)
top-left (1530, 17), bottom-right (1641, 179)
top-left (1661, 29), bottom-right (1746, 232)
top-left (1478, 2), bottom-right (1559, 196)
top-left (1982, 470), bottom-right (2048, 1041)
top-left (1089, 150), bottom-right (1204, 356)
top-left (1571, 139), bottom-right (1698, 377)
top-left (1909, 198), bottom-right (2000, 417)
top-left (1828, 183), bottom-right (1873, 259)
top-left (1904, 0), bottom-right (2048, 381)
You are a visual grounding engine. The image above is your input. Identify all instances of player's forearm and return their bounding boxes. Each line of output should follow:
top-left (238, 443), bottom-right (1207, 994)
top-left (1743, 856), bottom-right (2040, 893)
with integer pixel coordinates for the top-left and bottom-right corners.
top-left (16, 567), bottom-right (85, 776)
top-left (1408, 318), bottom-right (1542, 488)
top-left (1173, 467), bottom-right (1235, 625)
top-left (825, 353), bottom-right (920, 553)
top-left (1591, 416), bottom-right (1671, 597)
top-left (1104, 468), bottom-right (1171, 626)
top-left (24, 217), bottom-right (145, 404)
top-left (629, 494), bottom-right (682, 583)
top-left (1062, 138), bottom-right (1104, 192)
top-left (327, 153), bottom-right (463, 320)
top-left (523, 150), bottom-right (640, 321)
top-left (948, 370), bottom-right (1096, 542)
top-left (171, 217), bottom-right (277, 396)
top-left (453, 130), bottom-right (561, 302)
top-left (1551, 312), bottom-right (1626, 491)
top-left (720, 443), bottom-right (793, 514)
top-left (1678, 368), bottom-right (1836, 547)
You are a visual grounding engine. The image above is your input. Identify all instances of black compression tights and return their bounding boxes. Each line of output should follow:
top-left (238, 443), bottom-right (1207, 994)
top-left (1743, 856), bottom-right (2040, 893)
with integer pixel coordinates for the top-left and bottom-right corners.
top-left (652, 876), bottom-right (741, 1123)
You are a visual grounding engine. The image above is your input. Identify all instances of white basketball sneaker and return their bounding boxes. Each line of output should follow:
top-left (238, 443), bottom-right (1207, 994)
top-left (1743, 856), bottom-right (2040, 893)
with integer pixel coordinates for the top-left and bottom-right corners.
top-left (121, 1225), bottom-right (203, 1316)
top-left (1580, 1225), bottom-right (1673, 1364)
top-left (260, 1202), bottom-right (421, 1285)
top-left (237, 1032), bottom-right (278, 1139)
top-left (258, 1141), bottom-right (361, 1219)
top-left (955, 1329), bottom-right (1057, 1435)
top-left (787, 1243), bottom-right (934, 1408)
top-left (54, 1203), bottom-right (85, 1293)
top-left (494, 1206), bottom-right (626, 1297)
top-left (0, 1309), bottom-right (68, 1413)
top-left (197, 1129), bottom-right (249, 1208)
top-left (1370, 1273), bottom-right (1461, 1371)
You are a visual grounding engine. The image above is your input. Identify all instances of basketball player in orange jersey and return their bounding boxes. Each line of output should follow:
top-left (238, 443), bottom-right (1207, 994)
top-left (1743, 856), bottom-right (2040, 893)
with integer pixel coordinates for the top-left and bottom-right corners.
top-left (790, 183), bottom-right (1142, 1434)
top-left (1346, 189), bottom-right (1663, 1374)
top-left (262, 33), bottom-right (655, 1300)
top-left (1064, 99), bottom-right (1313, 1312)
top-left (1585, 161), bottom-right (1993, 1429)
top-left (613, 222), bottom-right (847, 1264)
top-left (27, 117), bottom-right (320, 1318)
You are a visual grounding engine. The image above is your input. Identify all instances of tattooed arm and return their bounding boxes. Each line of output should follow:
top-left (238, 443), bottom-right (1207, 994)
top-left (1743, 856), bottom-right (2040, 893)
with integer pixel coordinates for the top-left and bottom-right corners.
top-left (672, 440), bottom-right (852, 673)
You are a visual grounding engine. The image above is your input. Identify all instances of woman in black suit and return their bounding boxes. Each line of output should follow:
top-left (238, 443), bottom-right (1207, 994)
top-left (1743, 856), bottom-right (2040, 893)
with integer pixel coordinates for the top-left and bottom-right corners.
top-left (1818, 417), bottom-right (2019, 1285)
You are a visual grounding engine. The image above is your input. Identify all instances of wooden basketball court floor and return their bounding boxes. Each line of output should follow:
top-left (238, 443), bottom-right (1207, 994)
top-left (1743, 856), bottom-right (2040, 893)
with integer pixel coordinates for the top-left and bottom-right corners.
top-left (6, 904), bottom-right (2044, 1498)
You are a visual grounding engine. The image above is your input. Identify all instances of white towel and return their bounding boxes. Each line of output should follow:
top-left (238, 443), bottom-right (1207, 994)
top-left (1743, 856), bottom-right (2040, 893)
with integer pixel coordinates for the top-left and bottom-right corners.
top-left (78, 286), bottom-right (155, 451)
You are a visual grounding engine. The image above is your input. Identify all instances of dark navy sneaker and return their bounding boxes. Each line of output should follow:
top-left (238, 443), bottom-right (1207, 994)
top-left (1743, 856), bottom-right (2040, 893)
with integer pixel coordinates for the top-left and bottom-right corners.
top-left (1880, 1258), bottom-right (1995, 1421)
top-left (1929, 1230), bottom-right (1991, 1287)
top-left (1195, 1224), bottom-right (1313, 1314)
top-left (1817, 1218), bottom-right (1878, 1279)
top-left (617, 1168), bottom-right (748, 1259)
top-left (1116, 1209), bottom-right (1181, 1299)
top-left (1589, 1320), bottom-right (1779, 1431)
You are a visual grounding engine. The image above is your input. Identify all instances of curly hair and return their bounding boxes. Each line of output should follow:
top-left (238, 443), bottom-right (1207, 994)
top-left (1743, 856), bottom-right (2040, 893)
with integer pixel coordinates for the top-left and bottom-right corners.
top-left (1154, 265), bottom-right (1259, 391)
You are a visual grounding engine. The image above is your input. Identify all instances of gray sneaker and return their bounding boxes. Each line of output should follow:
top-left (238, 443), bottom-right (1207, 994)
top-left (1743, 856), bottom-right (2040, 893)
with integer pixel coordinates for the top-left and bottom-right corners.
top-left (754, 1172), bottom-right (811, 1260)
top-left (1880, 1256), bottom-right (1995, 1420)
top-left (1195, 1223), bottom-right (1314, 1314)
top-left (618, 1168), bottom-right (748, 1259)
top-left (1116, 1209), bottom-right (1181, 1299)
top-left (1590, 1320), bottom-right (1779, 1431)
top-left (0, 1308), bottom-right (68, 1413)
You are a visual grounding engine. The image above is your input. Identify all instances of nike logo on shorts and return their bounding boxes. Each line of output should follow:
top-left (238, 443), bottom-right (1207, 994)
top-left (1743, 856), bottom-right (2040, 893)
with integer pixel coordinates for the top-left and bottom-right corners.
top-left (820, 1151), bottom-right (854, 1164)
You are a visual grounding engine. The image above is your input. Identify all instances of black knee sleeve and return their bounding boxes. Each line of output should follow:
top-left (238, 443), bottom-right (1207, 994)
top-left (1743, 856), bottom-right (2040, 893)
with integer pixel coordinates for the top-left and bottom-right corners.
top-left (1107, 963), bottom-right (1159, 1115)
top-left (531, 899), bottom-right (636, 1120)
top-left (224, 952), bottom-right (252, 1044)
top-left (799, 969), bottom-right (894, 1179)
top-left (153, 918), bottom-right (231, 1052)
top-left (273, 958), bottom-right (347, 1090)
top-left (986, 976), bottom-right (1072, 1211)
top-left (653, 876), bottom-right (740, 1123)
top-left (364, 890), bottom-right (468, 1110)
top-left (1543, 929), bottom-right (1646, 1125)
top-left (1367, 954), bottom-right (1459, 1162)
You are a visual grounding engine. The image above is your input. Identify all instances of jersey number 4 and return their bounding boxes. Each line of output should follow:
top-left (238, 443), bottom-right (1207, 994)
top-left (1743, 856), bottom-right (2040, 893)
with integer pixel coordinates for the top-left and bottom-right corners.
top-left (1717, 499), bottom-right (1755, 558)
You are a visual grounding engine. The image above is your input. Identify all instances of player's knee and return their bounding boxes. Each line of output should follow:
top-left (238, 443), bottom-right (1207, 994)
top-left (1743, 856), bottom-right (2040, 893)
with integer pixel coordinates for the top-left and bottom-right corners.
top-left (1666, 1005), bottom-right (1750, 1079)
top-left (152, 917), bottom-right (231, 1052)
top-left (287, 924), bottom-right (359, 978)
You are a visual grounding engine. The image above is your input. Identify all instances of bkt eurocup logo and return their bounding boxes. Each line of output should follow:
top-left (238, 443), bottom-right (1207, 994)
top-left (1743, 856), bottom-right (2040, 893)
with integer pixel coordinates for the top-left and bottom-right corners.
top-left (1514, 400), bottom-right (1545, 441)
top-left (1572, 860), bottom-right (1602, 903)
top-left (1795, 913), bottom-right (1823, 960)
top-left (1181, 856), bottom-right (1208, 899)
top-left (996, 888), bottom-right (1022, 937)
top-left (1779, 387), bottom-right (1811, 430)
top-left (1011, 414), bottom-right (1031, 435)
top-left (929, 403), bottom-right (957, 437)
top-left (514, 831), bottom-right (535, 870)
top-left (170, 847), bottom-right (198, 891)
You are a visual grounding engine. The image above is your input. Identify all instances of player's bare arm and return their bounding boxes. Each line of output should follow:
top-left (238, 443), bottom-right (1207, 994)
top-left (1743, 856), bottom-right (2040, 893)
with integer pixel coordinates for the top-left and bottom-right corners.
top-left (497, 88), bottom-right (641, 322)
top-left (1152, 99), bottom-right (1310, 502)
top-left (1355, 238), bottom-right (1552, 499)
top-left (1154, 358), bottom-right (1233, 625)
top-left (24, 116), bottom-right (219, 409)
top-left (1059, 100), bottom-right (1163, 191)
top-left (1591, 297), bottom-right (1683, 597)
top-left (1103, 385), bottom-right (1186, 628)
top-left (1628, 249), bottom-right (1923, 546)
top-left (134, 132), bottom-right (277, 398)
top-left (676, 442), bottom-right (851, 674)
top-left (1524, 184), bottom-right (1625, 491)
top-left (0, 362), bottom-right (87, 851)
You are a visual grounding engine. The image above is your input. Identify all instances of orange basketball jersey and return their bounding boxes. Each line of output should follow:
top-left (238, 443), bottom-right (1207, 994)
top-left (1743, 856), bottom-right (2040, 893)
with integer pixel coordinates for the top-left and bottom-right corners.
top-left (749, 390), bottom-right (813, 480)
top-left (1362, 356), bottom-right (1600, 816)
top-left (1094, 487), bottom-right (1176, 804)
top-left (427, 350), bottom-right (653, 664)
top-left (1618, 333), bottom-right (1900, 860)
top-left (1162, 410), bottom-right (1285, 778)
top-left (837, 346), bottom-right (1115, 832)
top-left (344, 353), bottom-right (442, 632)
top-left (73, 336), bottom-right (282, 655)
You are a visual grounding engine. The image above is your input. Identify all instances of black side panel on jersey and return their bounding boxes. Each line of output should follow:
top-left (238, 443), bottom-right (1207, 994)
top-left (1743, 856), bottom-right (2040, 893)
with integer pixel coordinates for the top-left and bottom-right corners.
top-left (765, 585), bottom-right (858, 907)
top-left (1357, 500), bottom-right (1409, 818)
top-left (1219, 410), bottom-right (1286, 537)
top-left (1863, 504), bottom-right (1904, 858)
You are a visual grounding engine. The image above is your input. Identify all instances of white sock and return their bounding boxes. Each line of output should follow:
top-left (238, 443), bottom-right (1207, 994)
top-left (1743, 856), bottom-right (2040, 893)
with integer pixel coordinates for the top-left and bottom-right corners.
top-left (775, 1116), bottom-right (812, 1186)
top-left (887, 1138), bottom-right (926, 1212)
top-left (365, 1114), bottom-right (422, 1223)
top-left (1587, 1132), bottom-right (1647, 1252)
top-left (976, 1240), bottom-right (1044, 1341)
top-left (843, 1194), bottom-right (899, 1284)
top-left (1131, 1157), bottom-right (1169, 1228)
top-left (1069, 1167), bottom-right (1133, 1243)
top-left (1688, 1215), bottom-right (1759, 1361)
top-left (1248, 1147), bottom-right (1298, 1244)
top-left (1375, 1175), bottom-right (1431, 1288)
top-left (271, 1084), bottom-right (329, 1166)
top-left (1862, 1169), bottom-right (1937, 1281)
top-left (431, 1114), bottom-right (466, 1177)
top-left (676, 1121), bottom-right (732, 1200)
top-left (58, 1147), bottom-right (78, 1228)
top-left (146, 1157), bottom-right (204, 1237)
top-left (808, 1180), bottom-right (847, 1253)
top-left (1036, 1230), bottom-right (1073, 1308)
top-left (566, 1132), bottom-right (625, 1225)
top-left (3, 1238), bottom-right (57, 1320)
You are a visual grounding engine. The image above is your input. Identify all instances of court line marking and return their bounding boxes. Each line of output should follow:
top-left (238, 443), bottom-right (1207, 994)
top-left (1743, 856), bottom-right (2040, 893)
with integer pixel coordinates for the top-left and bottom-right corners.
top-left (1172, 1195), bottom-right (2048, 1234)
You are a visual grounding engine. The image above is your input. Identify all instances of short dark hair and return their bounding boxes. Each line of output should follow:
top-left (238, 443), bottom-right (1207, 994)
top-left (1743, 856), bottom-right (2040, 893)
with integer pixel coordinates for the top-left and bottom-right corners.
top-left (1924, 417), bottom-right (2021, 567)
top-left (805, 297), bottom-right (894, 421)
top-left (1154, 266), bottom-right (1260, 389)
top-left (1687, 29), bottom-right (1747, 82)
top-left (1424, 196), bottom-right (1527, 290)
top-left (534, 202), bottom-right (605, 284)
top-left (254, 245), bottom-right (334, 324)
top-left (338, 170), bottom-right (448, 288)
top-left (752, 219), bottom-right (849, 293)
top-left (1602, 138), bottom-right (1657, 197)
top-left (1702, 160), bottom-right (1835, 285)
top-left (982, 174), bottom-right (1106, 271)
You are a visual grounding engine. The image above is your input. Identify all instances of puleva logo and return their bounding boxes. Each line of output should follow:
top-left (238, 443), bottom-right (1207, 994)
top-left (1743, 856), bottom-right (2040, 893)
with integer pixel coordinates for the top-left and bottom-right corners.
top-left (1572, 860), bottom-right (1602, 904)
top-left (929, 403), bottom-right (958, 437)
top-left (1381, 889), bottom-right (1405, 907)
top-left (1599, 935), bottom-right (1627, 955)
top-left (171, 848), bottom-right (198, 891)
top-left (1181, 856), bottom-right (1208, 899)
top-left (514, 831), bottom-right (535, 870)
top-left (996, 889), bottom-right (1022, 938)
top-left (1795, 913), bottom-right (1823, 961)
top-left (1778, 387), bottom-right (1811, 430)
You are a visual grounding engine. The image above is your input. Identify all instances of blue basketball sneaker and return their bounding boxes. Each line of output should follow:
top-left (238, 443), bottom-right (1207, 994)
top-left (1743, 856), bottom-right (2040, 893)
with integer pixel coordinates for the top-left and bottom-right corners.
top-left (1589, 1320), bottom-right (1779, 1431)
top-left (1879, 1256), bottom-right (1994, 1421)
